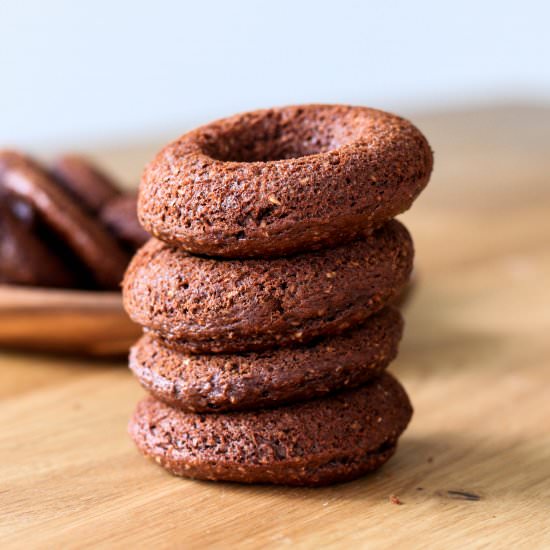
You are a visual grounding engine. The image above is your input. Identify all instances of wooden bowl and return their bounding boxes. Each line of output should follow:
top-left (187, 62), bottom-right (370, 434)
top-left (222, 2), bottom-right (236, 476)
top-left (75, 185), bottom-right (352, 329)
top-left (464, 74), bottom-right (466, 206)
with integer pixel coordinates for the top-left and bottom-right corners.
top-left (0, 284), bottom-right (141, 356)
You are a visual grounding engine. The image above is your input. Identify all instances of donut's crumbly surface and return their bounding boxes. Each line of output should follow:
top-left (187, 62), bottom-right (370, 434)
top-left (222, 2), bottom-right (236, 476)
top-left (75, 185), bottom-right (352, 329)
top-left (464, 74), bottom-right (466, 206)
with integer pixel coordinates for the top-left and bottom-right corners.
top-left (139, 104), bottom-right (433, 257)
top-left (129, 372), bottom-right (413, 486)
top-left (130, 307), bottom-right (403, 412)
top-left (123, 220), bottom-right (413, 353)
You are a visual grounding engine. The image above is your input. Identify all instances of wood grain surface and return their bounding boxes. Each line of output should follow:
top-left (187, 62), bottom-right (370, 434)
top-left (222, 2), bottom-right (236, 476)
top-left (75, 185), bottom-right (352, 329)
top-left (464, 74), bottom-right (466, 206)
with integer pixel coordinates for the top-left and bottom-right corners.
top-left (1, 105), bottom-right (549, 549)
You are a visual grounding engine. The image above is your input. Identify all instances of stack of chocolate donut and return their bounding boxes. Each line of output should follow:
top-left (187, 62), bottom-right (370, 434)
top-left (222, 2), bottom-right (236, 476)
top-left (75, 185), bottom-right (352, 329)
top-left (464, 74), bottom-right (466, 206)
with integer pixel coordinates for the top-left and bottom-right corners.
top-left (123, 105), bottom-right (433, 486)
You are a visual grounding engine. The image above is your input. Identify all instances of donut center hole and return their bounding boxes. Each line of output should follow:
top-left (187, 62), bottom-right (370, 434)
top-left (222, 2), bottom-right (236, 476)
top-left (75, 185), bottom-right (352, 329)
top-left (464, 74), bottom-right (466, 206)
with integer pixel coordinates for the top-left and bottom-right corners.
top-left (203, 113), bottom-right (343, 162)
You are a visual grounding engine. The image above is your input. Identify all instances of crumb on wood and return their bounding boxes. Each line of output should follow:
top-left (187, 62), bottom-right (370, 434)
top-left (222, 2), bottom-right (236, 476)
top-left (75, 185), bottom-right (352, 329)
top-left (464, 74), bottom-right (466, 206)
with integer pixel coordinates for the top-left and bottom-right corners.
top-left (427, 456), bottom-right (434, 463)
top-left (389, 494), bottom-right (403, 505)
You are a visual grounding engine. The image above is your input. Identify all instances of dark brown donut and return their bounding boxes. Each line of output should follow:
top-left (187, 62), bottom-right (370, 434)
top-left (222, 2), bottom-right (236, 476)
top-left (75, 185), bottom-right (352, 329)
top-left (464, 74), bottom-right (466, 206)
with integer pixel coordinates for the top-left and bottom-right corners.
top-left (100, 193), bottom-right (149, 250)
top-left (123, 220), bottom-right (413, 354)
top-left (128, 372), bottom-right (413, 486)
top-left (129, 307), bottom-right (403, 412)
top-left (52, 155), bottom-right (121, 213)
top-left (0, 203), bottom-right (75, 287)
top-left (0, 151), bottom-right (130, 289)
top-left (139, 104), bottom-right (433, 258)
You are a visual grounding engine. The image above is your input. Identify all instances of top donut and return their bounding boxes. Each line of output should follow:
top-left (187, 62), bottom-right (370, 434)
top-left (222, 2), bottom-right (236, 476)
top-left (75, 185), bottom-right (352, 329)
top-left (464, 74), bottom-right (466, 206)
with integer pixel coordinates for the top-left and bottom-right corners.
top-left (139, 104), bottom-right (433, 258)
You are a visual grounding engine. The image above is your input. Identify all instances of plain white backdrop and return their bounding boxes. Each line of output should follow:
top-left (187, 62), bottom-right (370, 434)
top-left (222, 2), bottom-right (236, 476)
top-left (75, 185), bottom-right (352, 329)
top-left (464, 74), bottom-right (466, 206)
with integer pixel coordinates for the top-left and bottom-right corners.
top-left (1, 0), bottom-right (549, 147)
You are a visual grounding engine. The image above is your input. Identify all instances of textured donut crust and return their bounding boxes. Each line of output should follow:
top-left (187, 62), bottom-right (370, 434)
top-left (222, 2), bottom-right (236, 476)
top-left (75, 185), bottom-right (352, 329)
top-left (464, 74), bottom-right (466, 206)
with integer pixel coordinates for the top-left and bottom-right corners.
top-left (128, 372), bottom-right (413, 486)
top-left (130, 307), bottom-right (403, 412)
top-left (139, 104), bottom-right (433, 257)
top-left (123, 220), bottom-right (413, 353)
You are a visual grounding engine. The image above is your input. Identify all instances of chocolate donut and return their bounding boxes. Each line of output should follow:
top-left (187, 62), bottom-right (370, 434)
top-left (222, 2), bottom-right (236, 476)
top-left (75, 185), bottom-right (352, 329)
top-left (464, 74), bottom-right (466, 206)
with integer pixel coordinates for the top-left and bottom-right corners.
top-left (100, 194), bottom-right (149, 250)
top-left (123, 220), bottom-right (413, 353)
top-left (129, 307), bottom-right (403, 412)
top-left (52, 155), bottom-right (121, 213)
top-left (128, 372), bottom-right (413, 487)
top-left (0, 152), bottom-right (130, 289)
top-left (0, 203), bottom-right (75, 287)
top-left (139, 104), bottom-right (432, 258)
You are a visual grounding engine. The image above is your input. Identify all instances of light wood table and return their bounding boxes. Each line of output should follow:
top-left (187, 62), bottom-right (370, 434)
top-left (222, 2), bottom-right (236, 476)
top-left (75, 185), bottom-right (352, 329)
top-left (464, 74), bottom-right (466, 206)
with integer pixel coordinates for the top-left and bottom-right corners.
top-left (1, 105), bottom-right (550, 549)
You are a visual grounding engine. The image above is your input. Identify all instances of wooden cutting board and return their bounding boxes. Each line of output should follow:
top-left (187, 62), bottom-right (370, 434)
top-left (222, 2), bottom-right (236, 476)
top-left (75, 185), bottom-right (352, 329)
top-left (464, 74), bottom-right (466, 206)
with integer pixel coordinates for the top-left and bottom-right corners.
top-left (1, 105), bottom-right (549, 549)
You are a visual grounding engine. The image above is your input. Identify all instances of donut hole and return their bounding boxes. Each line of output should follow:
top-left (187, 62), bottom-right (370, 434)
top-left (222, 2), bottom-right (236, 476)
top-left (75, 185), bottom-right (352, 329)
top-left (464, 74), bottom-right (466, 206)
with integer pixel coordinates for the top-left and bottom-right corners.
top-left (201, 109), bottom-right (355, 163)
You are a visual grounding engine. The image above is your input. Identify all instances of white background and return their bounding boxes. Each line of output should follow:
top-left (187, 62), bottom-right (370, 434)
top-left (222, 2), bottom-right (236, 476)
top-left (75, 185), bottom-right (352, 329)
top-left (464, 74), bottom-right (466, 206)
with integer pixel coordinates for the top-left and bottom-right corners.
top-left (1, 0), bottom-right (549, 148)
